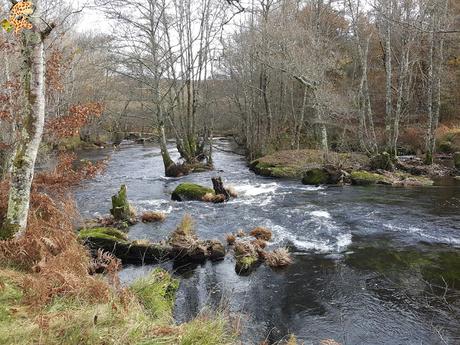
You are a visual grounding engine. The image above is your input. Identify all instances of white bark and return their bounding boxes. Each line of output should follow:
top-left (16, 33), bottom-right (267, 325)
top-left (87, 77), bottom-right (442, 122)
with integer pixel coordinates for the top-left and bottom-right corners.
top-left (6, 32), bottom-right (46, 236)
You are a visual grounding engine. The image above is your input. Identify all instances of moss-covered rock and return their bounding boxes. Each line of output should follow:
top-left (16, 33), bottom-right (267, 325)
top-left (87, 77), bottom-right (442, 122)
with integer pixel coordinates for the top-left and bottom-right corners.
top-left (171, 183), bottom-right (214, 201)
top-left (130, 268), bottom-right (179, 319)
top-left (302, 168), bottom-right (330, 185)
top-left (350, 171), bottom-right (391, 185)
top-left (454, 152), bottom-right (460, 170)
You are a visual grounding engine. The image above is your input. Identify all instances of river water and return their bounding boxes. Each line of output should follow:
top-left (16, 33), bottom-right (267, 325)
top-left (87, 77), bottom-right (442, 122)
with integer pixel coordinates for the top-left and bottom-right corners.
top-left (75, 139), bottom-right (460, 345)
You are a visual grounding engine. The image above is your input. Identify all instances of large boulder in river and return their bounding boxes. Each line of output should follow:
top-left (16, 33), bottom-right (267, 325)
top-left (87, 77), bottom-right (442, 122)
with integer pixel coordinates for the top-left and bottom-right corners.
top-left (171, 183), bottom-right (214, 201)
top-left (302, 166), bottom-right (344, 185)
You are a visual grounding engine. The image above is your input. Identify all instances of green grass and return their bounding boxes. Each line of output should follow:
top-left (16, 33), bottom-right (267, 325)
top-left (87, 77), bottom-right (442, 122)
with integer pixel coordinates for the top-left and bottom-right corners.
top-left (0, 268), bottom-right (236, 345)
top-left (130, 268), bottom-right (179, 320)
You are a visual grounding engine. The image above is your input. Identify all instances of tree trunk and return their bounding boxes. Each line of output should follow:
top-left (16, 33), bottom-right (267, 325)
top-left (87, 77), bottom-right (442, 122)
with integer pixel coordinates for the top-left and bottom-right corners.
top-left (384, 2), bottom-right (393, 151)
top-left (3, 32), bottom-right (45, 238)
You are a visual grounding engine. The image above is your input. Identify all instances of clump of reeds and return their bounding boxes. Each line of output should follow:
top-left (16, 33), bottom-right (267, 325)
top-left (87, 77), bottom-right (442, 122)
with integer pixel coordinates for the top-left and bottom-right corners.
top-left (263, 248), bottom-right (293, 268)
top-left (169, 214), bottom-right (197, 249)
top-left (249, 226), bottom-right (272, 241)
top-left (141, 211), bottom-right (166, 223)
top-left (202, 193), bottom-right (226, 203)
top-left (251, 238), bottom-right (267, 249)
top-left (226, 233), bottom-right (236, 245)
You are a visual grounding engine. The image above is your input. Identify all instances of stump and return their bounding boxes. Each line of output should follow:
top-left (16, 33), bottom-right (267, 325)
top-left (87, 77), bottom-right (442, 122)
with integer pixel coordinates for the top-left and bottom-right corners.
top-left (110, 185), bottom-right (133, 222)
top-left (211, 176), bottom-right (230, 201)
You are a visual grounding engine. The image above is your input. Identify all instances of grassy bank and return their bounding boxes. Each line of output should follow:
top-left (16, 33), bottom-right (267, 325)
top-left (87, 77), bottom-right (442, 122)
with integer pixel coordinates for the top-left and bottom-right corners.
top-left (0, 155), bottom-right (237, 345)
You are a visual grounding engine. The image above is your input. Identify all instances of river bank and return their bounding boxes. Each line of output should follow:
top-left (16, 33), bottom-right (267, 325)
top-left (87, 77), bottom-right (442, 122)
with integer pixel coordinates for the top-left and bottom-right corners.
top-left (74, 139), bottom-right (460, 344)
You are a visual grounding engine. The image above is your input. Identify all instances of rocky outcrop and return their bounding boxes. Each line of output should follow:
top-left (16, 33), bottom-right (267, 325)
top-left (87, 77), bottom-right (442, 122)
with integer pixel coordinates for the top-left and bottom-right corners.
top-left (302, 166), bottom-right (344, 185)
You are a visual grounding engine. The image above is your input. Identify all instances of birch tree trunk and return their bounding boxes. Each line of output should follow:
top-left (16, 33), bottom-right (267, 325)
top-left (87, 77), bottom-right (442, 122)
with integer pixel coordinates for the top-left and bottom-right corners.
top-left (4, 31), bottom-right (46, 237)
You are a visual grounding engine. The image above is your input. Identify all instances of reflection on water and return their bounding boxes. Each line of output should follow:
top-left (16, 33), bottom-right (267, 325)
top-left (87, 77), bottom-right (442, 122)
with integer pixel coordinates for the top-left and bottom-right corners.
top-left (76, 140), bottom-right (460, 344)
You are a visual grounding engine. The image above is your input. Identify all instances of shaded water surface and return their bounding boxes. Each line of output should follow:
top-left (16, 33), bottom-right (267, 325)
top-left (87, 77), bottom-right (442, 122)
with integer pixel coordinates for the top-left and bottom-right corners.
top-left (76, 140), bottom-right (460, 345)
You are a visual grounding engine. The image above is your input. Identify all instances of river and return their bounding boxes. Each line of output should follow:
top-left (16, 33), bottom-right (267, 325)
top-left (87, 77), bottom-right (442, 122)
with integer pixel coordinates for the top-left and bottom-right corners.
top-left (75, 139), bottom-right (460, 345)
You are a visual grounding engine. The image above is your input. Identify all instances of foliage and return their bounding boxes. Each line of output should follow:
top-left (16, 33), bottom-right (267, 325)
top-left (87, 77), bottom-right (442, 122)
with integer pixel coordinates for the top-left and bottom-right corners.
top-left (45, 103), bottom-right (103, 139)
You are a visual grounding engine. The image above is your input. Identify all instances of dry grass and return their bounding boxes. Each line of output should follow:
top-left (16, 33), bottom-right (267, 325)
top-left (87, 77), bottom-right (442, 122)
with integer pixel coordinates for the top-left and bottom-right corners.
top-left (141, 211), bottom-right (167, 223)
top-left (320, 339), bottom-right (342, 345)
top-left (234, 241), bottom-right (257, 258)
top-left (249, 226), bottom-right (272, 241)
top-left (251, 238), bottom-right (267, 249)
top-left (236, 229), bottom-right (246, 237)
top-left (226, 234), bottom-right (236, 245)
top-left (264, 248), bottom-right (293, 268)
top-left (169, 214), bottom-right (198, 250)
top-left (202, 193), bottom-right (226, 203)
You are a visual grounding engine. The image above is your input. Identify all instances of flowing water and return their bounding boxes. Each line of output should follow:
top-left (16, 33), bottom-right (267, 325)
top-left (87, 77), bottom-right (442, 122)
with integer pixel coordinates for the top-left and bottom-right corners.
top-left (75, 139), bottom-right (460, 345)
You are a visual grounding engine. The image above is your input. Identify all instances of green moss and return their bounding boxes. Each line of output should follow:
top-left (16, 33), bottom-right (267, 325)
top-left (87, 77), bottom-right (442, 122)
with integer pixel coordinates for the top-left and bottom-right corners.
top-left (171, 183), bottom-right (214, 201)
top-left (350, 170), bottom-right (390, 185)
top-left (110, 185), bottom-right (133, 221)
top-left (78, 227), bottom-right (128, 242)
top-left (302, 168), bottom-right (329, 185)
top-left (130, 268), bottom-right (179, 319)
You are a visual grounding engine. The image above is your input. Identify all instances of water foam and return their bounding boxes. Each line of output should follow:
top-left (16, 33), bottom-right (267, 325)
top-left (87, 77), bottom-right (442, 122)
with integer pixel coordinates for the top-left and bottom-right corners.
top-left (310, 210), bottom-right (331, 219)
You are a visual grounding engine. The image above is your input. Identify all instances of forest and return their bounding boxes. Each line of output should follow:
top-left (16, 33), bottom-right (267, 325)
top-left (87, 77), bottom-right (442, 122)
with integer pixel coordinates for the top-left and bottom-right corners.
top-left (0, 0), bottom-right (459, 344)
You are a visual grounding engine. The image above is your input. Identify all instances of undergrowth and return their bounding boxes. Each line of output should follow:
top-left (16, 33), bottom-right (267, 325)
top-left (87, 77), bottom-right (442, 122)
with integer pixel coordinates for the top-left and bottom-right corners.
top-left (0, 154), bottom-right (237, 345)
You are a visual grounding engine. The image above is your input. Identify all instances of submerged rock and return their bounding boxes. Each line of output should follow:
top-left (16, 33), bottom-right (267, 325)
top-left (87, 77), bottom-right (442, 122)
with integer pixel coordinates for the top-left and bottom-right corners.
top-left (171, 183), bottom-right (215, 201)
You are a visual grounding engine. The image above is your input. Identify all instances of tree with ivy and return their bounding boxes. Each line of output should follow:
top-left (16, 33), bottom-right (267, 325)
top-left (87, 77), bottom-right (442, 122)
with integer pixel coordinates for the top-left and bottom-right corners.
top-left (1, 0), bottom-right (54, 238)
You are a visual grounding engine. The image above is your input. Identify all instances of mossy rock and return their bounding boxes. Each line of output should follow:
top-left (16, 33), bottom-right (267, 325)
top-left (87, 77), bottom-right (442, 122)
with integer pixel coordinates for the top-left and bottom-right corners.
top-left (78, 227), bottom-right (128, 242)
top-left (171, 183), bottom-right (214, 201)
top-left (454, 152), bottom-right (460, 170)
top-left (302, 168), bottom-right (329, 185)
top-left (350, 171), bottom-right (391, 186)
top-left (130, 268), bottom-right (179, 319)
top-left (250, 160), bottom-right (299, 178)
